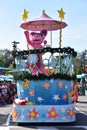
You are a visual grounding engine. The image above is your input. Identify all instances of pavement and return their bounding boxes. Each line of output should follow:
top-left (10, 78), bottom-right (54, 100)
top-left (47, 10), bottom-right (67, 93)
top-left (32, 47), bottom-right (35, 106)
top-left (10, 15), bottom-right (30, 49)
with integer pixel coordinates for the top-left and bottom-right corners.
top-left (0, 104), bottom-right (13, 126)
top-left (76, 95), bottom-right (87, 114)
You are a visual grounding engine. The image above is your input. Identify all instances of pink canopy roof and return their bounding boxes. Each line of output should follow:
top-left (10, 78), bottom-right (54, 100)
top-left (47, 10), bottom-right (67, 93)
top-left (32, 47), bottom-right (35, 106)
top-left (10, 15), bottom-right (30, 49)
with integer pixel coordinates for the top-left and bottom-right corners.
top-left (20, 11), bottom-right (67, 31)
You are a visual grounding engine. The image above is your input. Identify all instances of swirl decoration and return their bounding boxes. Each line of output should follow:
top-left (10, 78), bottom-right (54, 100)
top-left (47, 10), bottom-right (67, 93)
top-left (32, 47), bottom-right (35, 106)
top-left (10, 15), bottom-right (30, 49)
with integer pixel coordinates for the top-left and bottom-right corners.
top-left (12, 47), bottom-right (77, 81)
top-left (27, 54), bottom-right (38, 64)
top-left (60, 55), bottom-right (72, 74)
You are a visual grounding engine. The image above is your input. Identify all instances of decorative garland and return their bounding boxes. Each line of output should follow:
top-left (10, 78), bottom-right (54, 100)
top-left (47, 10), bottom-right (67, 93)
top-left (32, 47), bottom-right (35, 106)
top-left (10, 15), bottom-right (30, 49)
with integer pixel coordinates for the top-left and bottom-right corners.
top-left (12, 47), bottom-right (77, 57)
top-left (13, 72), bottom-right (76, 81)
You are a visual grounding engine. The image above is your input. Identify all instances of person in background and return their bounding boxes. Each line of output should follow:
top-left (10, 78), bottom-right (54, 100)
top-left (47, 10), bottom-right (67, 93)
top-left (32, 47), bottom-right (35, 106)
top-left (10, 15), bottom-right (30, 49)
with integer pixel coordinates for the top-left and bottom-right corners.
top-left (0, 93), bottom-right (6, 106)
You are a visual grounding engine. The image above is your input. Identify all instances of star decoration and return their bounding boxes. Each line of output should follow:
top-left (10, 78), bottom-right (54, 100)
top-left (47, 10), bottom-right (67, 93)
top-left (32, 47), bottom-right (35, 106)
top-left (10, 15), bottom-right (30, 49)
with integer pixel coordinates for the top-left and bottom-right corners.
top-left (37, 96), bottom-right (44, 102)
top-left (53, 94), bottom-right (60, 101)
top-left (65, 85), bottom-right (68, 89)
top-left (61, 116), bottom-right (67, 121)
top-left (21, 108), bottom-right (25, 112)
top-left (71, 82), bottom-right (74, 87)
top-left (17, 91), bottom-right (20, 96)
top-left (22, 9), bottom-right (29, 22)
top-left (20, 114), bottom-right (25, 120)
top-left (57, 8), bottom-right (65, 20)
top-left (61, 107), bottom-right (66, 113)
top-left (50, 78), bottom-right (54, 83)
top-left (21, 89), bottom-right (24, 93)
top-left (17, 82), bottom-right (19, 86)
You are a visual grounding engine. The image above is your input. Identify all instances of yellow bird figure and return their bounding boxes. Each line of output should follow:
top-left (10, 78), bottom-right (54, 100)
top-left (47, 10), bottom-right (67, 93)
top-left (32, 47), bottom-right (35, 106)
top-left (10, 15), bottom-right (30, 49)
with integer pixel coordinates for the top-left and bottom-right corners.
top-left (22, 9), bottom-right (29, 22)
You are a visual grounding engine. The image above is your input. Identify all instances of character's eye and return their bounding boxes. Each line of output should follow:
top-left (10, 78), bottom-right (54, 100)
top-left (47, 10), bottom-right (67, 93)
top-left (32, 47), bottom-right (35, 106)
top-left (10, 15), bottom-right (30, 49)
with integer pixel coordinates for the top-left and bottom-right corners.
top-left (32, 33), bottom-right (35, 36)
top-left (40, 34), bottom-right (43, 36)
top-left (37, 34), bottom-right (41, 37)
top-left (40, 34), bottom-right (44, 37)
top-left (31, 32), bottom-right (35, 36)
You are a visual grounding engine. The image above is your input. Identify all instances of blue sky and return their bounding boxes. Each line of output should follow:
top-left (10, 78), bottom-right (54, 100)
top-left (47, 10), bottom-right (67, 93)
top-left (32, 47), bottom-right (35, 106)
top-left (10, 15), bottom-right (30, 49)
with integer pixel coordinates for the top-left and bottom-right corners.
top-left (0, 0), bottom-right (87, 52)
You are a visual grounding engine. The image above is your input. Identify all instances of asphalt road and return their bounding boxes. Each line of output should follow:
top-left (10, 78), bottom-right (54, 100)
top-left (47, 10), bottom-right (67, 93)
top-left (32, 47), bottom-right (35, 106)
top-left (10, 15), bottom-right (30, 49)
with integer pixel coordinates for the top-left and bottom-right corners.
top-left (0, 96), bottom-right (87, 130)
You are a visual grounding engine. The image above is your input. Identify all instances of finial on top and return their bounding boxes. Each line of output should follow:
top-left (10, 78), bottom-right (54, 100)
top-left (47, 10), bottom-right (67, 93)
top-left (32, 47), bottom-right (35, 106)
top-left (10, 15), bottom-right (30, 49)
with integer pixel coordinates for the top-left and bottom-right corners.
top-left (42, 10), bottom-right (45, 13)
top-left (22, 9), bottom-right (29, 22)
top-left (57, 8), bottom-right (65, 20)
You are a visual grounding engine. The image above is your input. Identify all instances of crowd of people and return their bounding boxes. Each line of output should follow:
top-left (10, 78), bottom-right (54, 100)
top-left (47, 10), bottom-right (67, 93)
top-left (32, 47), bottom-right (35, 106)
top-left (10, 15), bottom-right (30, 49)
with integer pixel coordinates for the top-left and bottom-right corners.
top-left (0, 80), bottom-right (17, 107)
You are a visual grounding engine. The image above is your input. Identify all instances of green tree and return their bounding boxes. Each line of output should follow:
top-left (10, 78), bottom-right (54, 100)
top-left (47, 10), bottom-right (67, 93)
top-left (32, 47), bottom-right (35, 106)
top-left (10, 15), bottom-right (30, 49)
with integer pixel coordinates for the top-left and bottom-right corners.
top-left (73, 49), bottom-right (87, 74)
top-left (0, 49), bottom-right (13, 68)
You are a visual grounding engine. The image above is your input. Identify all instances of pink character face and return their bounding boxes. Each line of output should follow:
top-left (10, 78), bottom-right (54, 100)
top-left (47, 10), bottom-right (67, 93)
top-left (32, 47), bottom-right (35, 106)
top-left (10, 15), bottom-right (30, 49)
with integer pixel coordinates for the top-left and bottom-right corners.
top-left (30, 29), bottom-right (47, 45)
top-left (30, 32), bottom-right (43, 43)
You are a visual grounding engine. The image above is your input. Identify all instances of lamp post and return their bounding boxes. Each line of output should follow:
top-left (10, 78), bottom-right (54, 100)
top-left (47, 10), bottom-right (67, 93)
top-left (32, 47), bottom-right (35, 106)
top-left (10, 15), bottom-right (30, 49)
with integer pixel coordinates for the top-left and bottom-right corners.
top-left (12, 41), bottom-right (19, 68)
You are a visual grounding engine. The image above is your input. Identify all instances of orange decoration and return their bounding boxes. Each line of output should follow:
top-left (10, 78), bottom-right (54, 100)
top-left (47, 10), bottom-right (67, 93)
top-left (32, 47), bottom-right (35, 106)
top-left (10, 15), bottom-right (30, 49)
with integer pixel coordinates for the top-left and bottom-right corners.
top-left (29, 90), bottom-right (34, 96)
top-left (73, 81), bottom-right (78, 102)
top-left (58, 81), bottom-right (63, 88)
top-left (62, 94), bottom-right (67, 100)
top-left (43, 82), bottom-right (50, 89)
top-left (44, 67), bottom-right (50, 75)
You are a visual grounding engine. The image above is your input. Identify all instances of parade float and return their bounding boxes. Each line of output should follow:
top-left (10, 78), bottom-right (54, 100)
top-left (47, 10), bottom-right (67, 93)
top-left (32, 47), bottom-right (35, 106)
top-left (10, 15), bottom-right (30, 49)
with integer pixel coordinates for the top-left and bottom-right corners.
top-left (12, 9), bottom-right (77, 123)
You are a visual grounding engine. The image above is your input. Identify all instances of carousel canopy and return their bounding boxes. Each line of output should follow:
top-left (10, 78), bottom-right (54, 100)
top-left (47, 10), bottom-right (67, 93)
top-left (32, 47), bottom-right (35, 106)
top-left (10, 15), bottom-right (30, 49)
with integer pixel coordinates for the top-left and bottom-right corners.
top-left (20, 10), bottom-right (67, 31)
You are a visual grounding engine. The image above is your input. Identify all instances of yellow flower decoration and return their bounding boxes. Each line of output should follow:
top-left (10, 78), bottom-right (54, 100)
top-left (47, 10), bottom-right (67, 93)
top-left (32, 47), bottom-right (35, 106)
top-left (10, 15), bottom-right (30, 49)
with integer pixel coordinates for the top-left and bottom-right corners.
top-left (43, 82), bottom-right (50, 89)
top-left (68, 90), bottom-right (72, 97)
top-left (67, 108), bottom-right (75, 118)
top-left (62, 94), bottom-right (67, 100)
top-left (22, 80), bottom-right (29, 89)
top-left (12, 108), bottom-right (19, 120)
top-left (26, 80), bottom-right (29, 85)
top-left (22, 9), bottom-right (29, 22)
